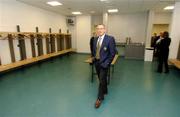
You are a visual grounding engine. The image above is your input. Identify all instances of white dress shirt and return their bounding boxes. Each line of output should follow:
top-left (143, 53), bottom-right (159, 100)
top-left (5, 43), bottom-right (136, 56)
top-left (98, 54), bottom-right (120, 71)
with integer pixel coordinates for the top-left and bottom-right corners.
top-left (97, 33), bottom-right (105, 47)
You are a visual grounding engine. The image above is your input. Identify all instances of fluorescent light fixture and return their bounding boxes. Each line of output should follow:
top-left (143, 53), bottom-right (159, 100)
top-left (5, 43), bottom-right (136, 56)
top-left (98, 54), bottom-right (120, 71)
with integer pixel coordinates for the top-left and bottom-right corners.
top-left (100, 0), bottom-right (108, 1)
top-left (72, 12), bottom-right (82, 15)
top-left (108, 9), bottom-right (118, 13)
top-left (164, 5), bottom-right (174, 10)
top-left (47, 1), bottom-right (62, 6)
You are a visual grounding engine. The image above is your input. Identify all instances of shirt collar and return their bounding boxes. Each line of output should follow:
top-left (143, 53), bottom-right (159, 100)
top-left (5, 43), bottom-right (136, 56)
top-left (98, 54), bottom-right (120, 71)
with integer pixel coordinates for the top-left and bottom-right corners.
top-left (99, 33), bottom-right (105, 40)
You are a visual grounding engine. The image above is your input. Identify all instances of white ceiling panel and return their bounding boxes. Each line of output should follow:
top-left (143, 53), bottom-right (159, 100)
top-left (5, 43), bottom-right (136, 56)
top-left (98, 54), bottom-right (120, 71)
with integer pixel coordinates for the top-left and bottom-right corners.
top-left (15, 0), bottom-right (178, 15)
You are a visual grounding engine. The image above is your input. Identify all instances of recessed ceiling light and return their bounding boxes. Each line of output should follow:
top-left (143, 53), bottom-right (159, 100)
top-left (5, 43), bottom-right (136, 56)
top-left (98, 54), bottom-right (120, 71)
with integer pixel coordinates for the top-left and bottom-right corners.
top-left (108, 9), bottom-right (118, 13)
top-left (47, 1), bottom-right (62, 6)
top-left (100, 0), bottom-right (110, 3)
top-left (164, 5), bottom-right (174, 10)
top-left (72, 12), bottom-right (82, 15)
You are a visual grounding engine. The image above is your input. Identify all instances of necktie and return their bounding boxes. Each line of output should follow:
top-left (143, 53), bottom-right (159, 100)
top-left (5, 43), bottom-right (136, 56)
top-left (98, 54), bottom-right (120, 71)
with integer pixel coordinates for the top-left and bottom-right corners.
top-left (95, 37), bottom-right (102, 59)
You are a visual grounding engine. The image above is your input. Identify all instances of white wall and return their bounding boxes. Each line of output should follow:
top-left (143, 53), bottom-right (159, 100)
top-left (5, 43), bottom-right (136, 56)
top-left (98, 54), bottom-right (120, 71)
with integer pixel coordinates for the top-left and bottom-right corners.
top-left (103, 13), bottom-right (108, 32)
top-left (0, 0), bottom-right (68, 65)
top-left (108, 13), bottom-right (148, 43)
top-left (68, 25), bottom-right (76, 50)
top-left (91, 15), bottom-right (103, 27)
top-left (169, 2), bottom-right (180, 59)
top-left (91, 15), bottom-right (103, 35)
top-left (76, 15), bottom-right (91, 53)
top-left (0, 1), bottom-right (2, 26)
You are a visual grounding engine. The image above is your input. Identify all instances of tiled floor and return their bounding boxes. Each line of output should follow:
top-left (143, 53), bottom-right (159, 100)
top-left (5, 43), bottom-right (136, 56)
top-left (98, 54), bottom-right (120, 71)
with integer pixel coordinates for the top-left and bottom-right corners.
top-left (0, 53), bottom-right (180, 117)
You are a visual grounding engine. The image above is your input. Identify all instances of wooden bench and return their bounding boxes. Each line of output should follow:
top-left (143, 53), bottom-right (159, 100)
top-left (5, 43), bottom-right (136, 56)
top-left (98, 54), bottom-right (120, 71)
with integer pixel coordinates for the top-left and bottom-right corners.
top-left (169, 59), bottom-right (180, 69)
top-left (0, 48), bottom-right (76, 73)
top-left (85, 54), bottom-right (119, 84)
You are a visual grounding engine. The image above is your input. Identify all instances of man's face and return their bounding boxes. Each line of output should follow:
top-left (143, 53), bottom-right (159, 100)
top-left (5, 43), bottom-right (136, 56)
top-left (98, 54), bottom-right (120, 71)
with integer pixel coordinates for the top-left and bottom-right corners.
top-left (160, 32), bottom-right (163, 37)
top-left (96, 25), bottom-right (106, 36)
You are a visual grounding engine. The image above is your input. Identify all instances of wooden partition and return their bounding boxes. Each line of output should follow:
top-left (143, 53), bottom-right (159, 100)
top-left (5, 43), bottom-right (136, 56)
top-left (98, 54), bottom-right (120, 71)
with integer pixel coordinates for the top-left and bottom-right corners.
top-left (17, 25), bottom-right (27, 60)
top-left (65, 34), bottom-right (72, 49)
top-left (30, 34), bottom-right (36, 57)
top-left (17, 34), bottom-right (27, 60)
top-left (0, 57), bottom-right (1, 65)
top-left (36, 27), bottom-right (44, 56)
top-left (45, 34), bottom-right (50, 54)
top-left (8, 34), bottom-right (16, 62)
top-left (60, 34), bottom-right (65, 51)
top-left (36, 34), bottom-right (44, 56)
top-left (0, 28), bottom-right (74, 73)
top-left (177, 42), bottom-right (180, 60)
top-left (50, 34), bottom-right (56, 53)
top-left (56, 34), bottom-right (61, 51)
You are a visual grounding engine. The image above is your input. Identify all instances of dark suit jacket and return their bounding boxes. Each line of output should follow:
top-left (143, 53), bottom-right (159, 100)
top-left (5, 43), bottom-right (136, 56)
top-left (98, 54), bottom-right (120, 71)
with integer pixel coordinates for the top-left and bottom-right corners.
top-left (157, 37), bottom-right (171, 56)
top-left (92, 34), bottom-right (116, 68)
top-left (90, 36), bottom-right (95, 57)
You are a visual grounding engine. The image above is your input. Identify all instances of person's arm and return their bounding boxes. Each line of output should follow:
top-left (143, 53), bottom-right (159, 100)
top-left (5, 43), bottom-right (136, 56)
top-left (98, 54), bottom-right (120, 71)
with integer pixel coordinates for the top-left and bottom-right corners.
top-left (90, 37), bottom-right (94, 57)
top-left (91, 37), bottom-right (97, 63)
top-left (168, 38), bottom-right (171, 47)
top-left (101, 37), bottom-right (116, 68)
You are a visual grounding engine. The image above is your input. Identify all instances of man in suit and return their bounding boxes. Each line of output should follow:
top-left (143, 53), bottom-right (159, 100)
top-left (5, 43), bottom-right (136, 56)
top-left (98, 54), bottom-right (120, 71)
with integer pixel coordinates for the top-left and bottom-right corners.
top-left (90, 32), bottom-right (96, 57)
top-left (151, 33), bottom-right (158, 48)
top-left (156, 31), bottom-right (171, 73)
top-left (92, 24), bottom-right (116, 108)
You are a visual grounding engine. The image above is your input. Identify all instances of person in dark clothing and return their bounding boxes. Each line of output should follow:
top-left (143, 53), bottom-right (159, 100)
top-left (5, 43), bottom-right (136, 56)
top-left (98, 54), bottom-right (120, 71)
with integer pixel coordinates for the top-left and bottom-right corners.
top-left (151, 33), bottom-right (158, 48)
top-left (156, 31), bottom-right (171, 73)
top-left (92, 24), bottom-right (116, 108)
top-left (90, 36), bottom-right (95, 57)
top-left (90, 32), bottom-right (97, 57)
top-left (154, 32), bottom-right (163, 57)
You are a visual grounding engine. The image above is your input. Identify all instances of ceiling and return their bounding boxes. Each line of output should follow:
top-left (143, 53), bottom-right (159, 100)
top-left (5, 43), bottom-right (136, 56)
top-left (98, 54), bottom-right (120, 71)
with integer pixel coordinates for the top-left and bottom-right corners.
top-left (16, 0), bottom-right (179, 16)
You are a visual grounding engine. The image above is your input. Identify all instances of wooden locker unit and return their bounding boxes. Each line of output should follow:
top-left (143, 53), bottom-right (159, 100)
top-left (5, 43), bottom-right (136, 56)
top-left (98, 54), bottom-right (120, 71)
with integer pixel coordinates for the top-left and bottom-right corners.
top-left (8, 34), bottom-right (16, 63)
top-left (36, 27), bottom-right (44, 56)
top-left (50, 34), bottom-right (56, 53)
top-left (49, 28), bottom-right (56, 53)
top-left (60, 34), bottom-right (65, 51)
top-left (17, 25), bottom-right (27, 60)
top-left (69, 35), bottom-right (72, 49)
top-left (45, 34), bottom-right (50, 54)
top-left (64, 34), bottom-right (68, 49)
top-left (30, 34), bottom-right (36, 57)
top-left (65, 34), bottom-right (71, 49)
top-left (56, 34), bottom-right (61, 51)
top-left (36, 34), bottom-right (44, 56)
top-left (65, 30), bottom-right (71, 49)
top-left (59, 29), bottom-right (61, 33)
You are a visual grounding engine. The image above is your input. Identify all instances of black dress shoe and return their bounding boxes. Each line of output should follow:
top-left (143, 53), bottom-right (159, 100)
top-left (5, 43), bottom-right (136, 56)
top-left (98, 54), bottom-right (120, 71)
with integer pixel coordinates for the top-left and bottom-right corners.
top-left (95, 99), bottom-right (102, 108)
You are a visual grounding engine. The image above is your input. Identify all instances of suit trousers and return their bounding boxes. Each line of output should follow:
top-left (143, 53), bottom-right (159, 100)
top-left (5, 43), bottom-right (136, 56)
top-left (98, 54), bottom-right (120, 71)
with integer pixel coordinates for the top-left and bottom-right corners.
top-left (94, 60), bottom-right (108, 100)
top-left (158, 51), bottom-right (169, 72)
